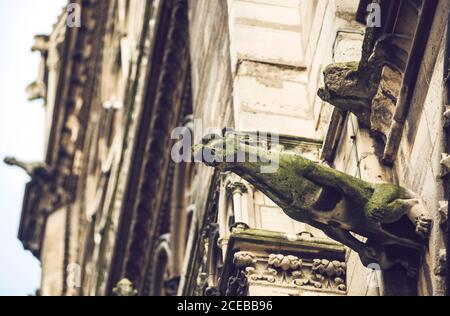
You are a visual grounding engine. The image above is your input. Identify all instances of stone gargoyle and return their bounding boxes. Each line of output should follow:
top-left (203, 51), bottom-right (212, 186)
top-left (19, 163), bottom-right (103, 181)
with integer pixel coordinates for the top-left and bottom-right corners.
top-left (4, 157), bottom-right (53, 183)
top-left (195, 132), bottom-right (431, 275)
top-left (317, 32), bottom-right (404, 139)
top-left (317, 61), bottom-right (381, 129)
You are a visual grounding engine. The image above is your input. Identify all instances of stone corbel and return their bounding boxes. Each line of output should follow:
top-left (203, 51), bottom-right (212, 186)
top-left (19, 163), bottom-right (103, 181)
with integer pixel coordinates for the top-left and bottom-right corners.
top-left (233, 251), bottom-right (256, 268)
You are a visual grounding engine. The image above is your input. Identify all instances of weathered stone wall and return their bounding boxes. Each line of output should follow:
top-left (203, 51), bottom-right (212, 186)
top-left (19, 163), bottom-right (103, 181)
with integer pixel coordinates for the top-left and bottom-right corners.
top-left (187, 0), bottom-right (234, 226)
top-left (182, 0), bottom-right (449, 296)
top-left (40, 207), bottom-right (66, 296)
top-left (227, 0), bottom-right (316, 137)
top-left (330, 0), bottom-right (450, 296)
top-left (395, 1), bottom-right (450, 295)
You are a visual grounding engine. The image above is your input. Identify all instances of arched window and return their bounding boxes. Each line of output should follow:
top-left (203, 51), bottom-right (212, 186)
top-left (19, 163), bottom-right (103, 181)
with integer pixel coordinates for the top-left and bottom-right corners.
top-left (150, 234), bottom-right (171, 296)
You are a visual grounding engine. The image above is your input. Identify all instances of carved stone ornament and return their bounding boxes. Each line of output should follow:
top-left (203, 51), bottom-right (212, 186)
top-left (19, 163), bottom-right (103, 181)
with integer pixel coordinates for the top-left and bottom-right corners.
top-left (310, 259), bottom-right (346, 291)
top-left (226, 182), bottom-right (248, 196)
top-left (113, 279), bottom-right (138, 296)
top-left (196, 132), bottom-right (432, 275)
top-left (268, 254), bottom-right (302, 271)
top-left (233, 251), bottom-right (256, 268)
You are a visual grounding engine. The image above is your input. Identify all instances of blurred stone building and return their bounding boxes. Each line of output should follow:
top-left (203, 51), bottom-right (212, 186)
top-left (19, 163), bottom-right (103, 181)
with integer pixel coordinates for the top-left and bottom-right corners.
top-left (6, 0), bottom-right (450, 296)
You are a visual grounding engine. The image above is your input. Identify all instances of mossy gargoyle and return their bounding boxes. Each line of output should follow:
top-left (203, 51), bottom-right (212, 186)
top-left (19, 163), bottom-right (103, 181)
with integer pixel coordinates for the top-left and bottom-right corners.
top-left (195, 132), bottom-right (431, 275)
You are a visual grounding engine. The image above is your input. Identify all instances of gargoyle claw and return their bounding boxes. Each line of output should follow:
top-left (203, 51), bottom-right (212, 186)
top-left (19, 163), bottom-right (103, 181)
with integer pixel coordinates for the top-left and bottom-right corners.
top-left (415, 214), bottom-right (432, 238)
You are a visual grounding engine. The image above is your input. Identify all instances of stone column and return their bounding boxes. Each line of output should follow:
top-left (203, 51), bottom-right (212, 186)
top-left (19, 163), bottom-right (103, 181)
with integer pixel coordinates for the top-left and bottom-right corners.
top-left (227, 181), bottom-right (249, 226)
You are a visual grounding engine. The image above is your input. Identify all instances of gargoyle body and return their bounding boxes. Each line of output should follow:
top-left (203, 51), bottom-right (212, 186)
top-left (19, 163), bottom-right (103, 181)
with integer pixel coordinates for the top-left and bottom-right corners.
top-left (196, 133), bottom-right (431, 274)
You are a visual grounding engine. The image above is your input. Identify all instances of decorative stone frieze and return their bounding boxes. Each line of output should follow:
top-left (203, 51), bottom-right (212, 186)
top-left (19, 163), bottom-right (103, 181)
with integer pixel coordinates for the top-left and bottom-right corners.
top-left (230, 251), bottom-right (347, 294)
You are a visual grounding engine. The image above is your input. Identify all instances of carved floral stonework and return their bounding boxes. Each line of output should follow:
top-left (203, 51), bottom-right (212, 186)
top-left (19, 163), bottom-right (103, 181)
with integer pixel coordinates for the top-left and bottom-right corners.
top-left (233, 251), bottom-right (256, 267)
top-left (230, 251), bottom-right (347, 294)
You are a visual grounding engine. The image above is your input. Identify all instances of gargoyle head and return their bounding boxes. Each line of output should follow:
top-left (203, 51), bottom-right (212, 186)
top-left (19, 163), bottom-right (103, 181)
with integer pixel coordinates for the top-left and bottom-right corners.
top-left (3, 156), bottom-right (17, 166)
top-left (318, 61), bottom-right (380, 127)
top-left (3, 156), bottom-right (53, 181)
top-left (318, 62), bottom-right (361, 101)
top-left (194, 132), bottom-right (277, 173)
top-left (193, 133), bottom-right (239, 170)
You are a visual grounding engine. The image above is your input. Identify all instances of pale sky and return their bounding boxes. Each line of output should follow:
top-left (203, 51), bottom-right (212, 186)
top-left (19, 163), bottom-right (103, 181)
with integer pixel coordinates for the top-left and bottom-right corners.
top-left (0, 0), bottom-right (66, 296)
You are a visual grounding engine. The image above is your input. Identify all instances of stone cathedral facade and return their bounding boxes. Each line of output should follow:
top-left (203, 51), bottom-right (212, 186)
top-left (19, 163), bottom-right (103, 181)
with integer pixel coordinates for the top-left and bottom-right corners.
top-left (6, 0), bottom-right (450, 296)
